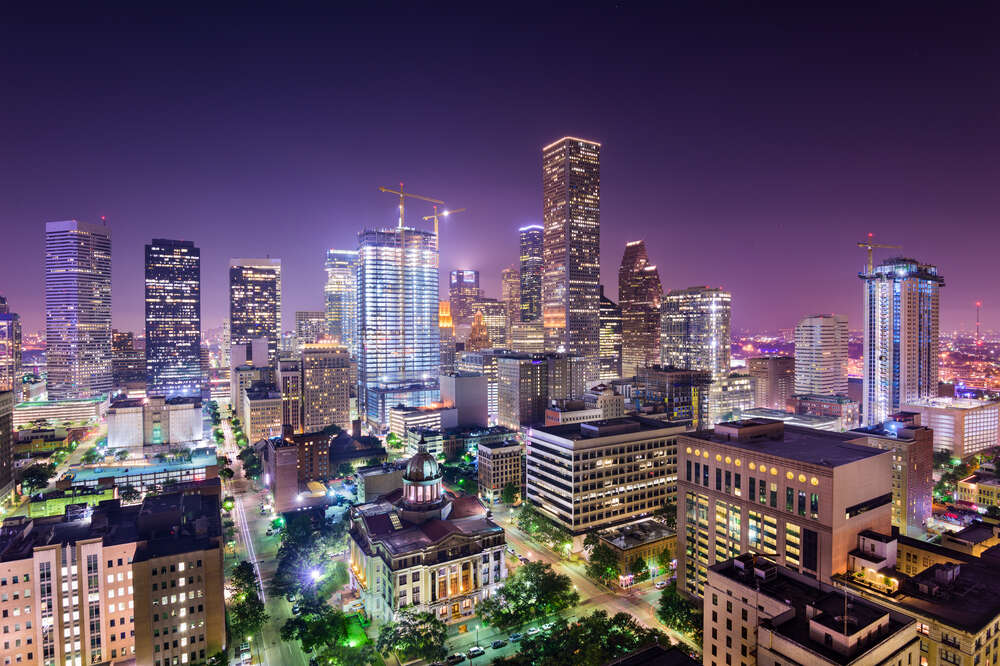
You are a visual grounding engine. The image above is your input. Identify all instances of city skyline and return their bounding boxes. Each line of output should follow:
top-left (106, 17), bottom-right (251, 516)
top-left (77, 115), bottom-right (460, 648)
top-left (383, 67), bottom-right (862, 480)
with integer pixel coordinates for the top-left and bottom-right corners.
top-left (2, 6), bottom-right (998, 336)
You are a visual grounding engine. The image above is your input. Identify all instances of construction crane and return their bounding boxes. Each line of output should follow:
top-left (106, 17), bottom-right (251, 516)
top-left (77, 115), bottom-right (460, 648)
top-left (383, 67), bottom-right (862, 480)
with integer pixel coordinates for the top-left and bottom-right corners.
top-left (378, 183), bottom-right (444, 228)
top-left (422, 205), bottom-right (466, 237)
top-left (857, 233), bottom-right (901, 274)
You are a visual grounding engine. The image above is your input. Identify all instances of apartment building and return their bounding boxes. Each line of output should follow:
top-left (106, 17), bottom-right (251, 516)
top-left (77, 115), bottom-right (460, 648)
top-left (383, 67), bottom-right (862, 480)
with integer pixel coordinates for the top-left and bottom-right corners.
top-left (477, 439), bottom-right (522, 505)
top-left (242, 384), bottom-right (282, 443)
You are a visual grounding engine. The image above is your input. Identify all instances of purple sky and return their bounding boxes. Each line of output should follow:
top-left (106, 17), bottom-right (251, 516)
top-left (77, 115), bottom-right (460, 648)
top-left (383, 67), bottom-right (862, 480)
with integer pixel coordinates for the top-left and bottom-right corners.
top-left (2, 4), bottom-right (998, 336)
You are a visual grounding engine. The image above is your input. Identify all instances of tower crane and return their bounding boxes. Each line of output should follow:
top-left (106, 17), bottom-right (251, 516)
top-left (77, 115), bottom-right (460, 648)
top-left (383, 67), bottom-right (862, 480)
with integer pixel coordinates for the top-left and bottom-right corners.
top-left (857, 233), bottom-right (901, 274)
top-left (378, 183), bottom-right (444, 228)
top-left (422, 206), bottom-right (466, 237)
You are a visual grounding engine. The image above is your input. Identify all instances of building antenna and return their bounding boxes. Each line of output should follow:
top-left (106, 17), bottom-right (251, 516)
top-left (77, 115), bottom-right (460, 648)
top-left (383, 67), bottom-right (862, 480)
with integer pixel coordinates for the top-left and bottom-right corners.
top-left (976, 301), bottom-right (983, 345)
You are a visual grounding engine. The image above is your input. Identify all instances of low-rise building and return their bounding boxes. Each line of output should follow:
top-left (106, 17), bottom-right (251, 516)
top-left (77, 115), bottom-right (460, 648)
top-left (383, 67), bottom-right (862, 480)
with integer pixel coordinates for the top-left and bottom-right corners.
top-left (107, 396), bottom-right (202, 452)
top-left (903, 397), bottom-right (1000, 459)
top-left (707, 373), bottom-right (756, 424)
top-left (388, 405), bottom-right (458, 441)
top-left (13, 396), bottom-right (108, 429)
top-left (28, 486), bottom-right (118, 517)
top-left (243, 384), bottom-right (282, 443)
top-left (595, 518), bottom-right (675, 588)
top-left (957, 472), bottom-right (1000, 510)
top-left (477, 439), bottom-right (522, 505)
top-left (59, 449), bottom-right (219, 492)
top-left (788, 394), bottom-right (860, 430)
top-left (356, 459), bottom-right (409, 503)
top-left (740, 407), bottom-right (843, 431)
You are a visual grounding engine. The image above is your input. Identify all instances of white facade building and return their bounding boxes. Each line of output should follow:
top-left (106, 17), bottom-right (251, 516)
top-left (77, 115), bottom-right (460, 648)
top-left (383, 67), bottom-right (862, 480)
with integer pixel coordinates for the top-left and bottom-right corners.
top-left (794, 314), bottom-right (849, 397)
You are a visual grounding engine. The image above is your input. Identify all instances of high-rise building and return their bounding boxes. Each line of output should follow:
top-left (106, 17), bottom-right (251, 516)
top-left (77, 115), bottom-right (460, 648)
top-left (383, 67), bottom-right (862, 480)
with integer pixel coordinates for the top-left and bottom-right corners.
top-left (294, 310), bottom-right (327, 350)
top-left (324, 249), bottom-right (357, 355)
top-left (861, 258), bottom-right (944, 426)
top-left (456, 350), bottom-right (500, 421)
top-left (508, 320), bottom-right (545, 354)
top-left (598, 286), bottom-right (622, 381)
top-left (707, 373), bottom-right (756, 424)
top-left (518, 225), bottom-right (543, 322)
top-left (633, 365), bottom-right (712, 427)
top-left (111, 330), bottom-right (145, 386)
top-left (618, 240), bottom-right (662, 377)
top-left (144, 239), bottom-right (201, 398)
top-left (301, 342), bottom-right (351, 432)
top-left (0, 390), bottom-right (12, 491)
top-left (357, 227), bottom-right (440, 428)
top-left (0, 296), bottom-right (22, 392)
top-left (501, 266), bottom-right (520, 338)
top-left (472, 298), bottom-right (507, 348)
top-left (677, 419), bottom-right (892, 598)
top-left (243, 383), bottom-right (283, 442)
top-left (466, 311), bottom-right (491, 352)
top-left (438, 302), bottom-right (457, 374)
top-left (449, 269), bottom-right (480, 328)
top-left (746, 356), bottom-right (795, 410)
top-left (496, 353), bottom-right (586, 430)
top-left (45, 220), bottom-right (112, 399)
top-left (276, 356), bottom-right (303, 433)
top-left (229, 257), bottom-right (281, 366)
top-left (541, 137), bottom-right (601, 383)
top-left (661, 286), bottom-right (731, 380)
top-left (794, 314), bottom-right (849, 397)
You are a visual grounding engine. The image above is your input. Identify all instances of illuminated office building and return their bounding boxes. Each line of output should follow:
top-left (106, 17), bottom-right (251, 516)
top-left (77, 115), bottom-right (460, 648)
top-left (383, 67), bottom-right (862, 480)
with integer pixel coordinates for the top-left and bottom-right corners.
top-left (145, 239), bottom-right (201, 398)
top-left (0, 296), bottom-right (21, 392)
top-left (861, 258), bottom-right (943, 425)
top-left (472, 298), bottom-right (507, 348)
top-left (541, 137), bottom-right (601, 382)
top-left (45, 219), bottom-right (112, 399)
top-left (294, 310), bottom-right (327, 350)
top-left (746, 356), bottom-right (795, 411)
top-left (357, 227), bottom-right (440, 428)
top-left (501, 266), bottom-right (520, 338)
top-left (301, 342), bottom-right (351, 432)
top-left (229, 257), bottom-right (281, 366)
top-left (598, 286), bottom-right (622, 381)
top-left (794, 314), bottom-right (849, 397)
top-left (661, 286), bottom-right (731, 380)
top-left (518, 225), bottom-right (543, 322)
top-left (324, 249), bottom-right (358, 355)
top-left (618, 240), bottom-right (662, 377)
top-left (449, 270), bottom-right (480, 328)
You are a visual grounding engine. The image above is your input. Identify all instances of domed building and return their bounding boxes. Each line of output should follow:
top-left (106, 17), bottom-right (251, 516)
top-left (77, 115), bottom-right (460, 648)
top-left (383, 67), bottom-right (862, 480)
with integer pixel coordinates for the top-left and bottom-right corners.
top-left (348, 440), bottom-right (508, 625)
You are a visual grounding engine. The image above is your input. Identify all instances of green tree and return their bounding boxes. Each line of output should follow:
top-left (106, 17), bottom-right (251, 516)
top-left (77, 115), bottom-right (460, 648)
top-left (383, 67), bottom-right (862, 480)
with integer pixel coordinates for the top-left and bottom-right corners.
top-left (118, 484), bottom-right (141, 504)
top-left (114, 449), bottom-right (130, 461)
top-left (385, 432), bottom-right (401, 448)
top-left (230, 561), bottom-right (258, 596)
top-left (229, 591), bottom-right (268, 640)
top-left (478, 561), bottom-right (579, 630)
top-left (516, 504), bottom-right (571, 552)
top-left (218, 467), bottom-right (235, 480)
top-left (986, 505), bottom-right (1000, 521)
top-left (376, 607), bottom-right (447, 663)
top-left (657, 580), bottom-right (702, 645)
top-left (629, 556), bottom-right (648, 582)
top-left (20, 463), bottom-right (57, 495)
top-left (586, 544), bottom-right (620, 584)
top-left (238, 448), bottom-right (262, 478)
top-left (501, 482), bottom-right (519, 505)
top-left (364, 457), bottom-right (382, 467)
top-left (280, 604), bottom-right (348, 654)
top-left (337, 462), bottom-right (354, 477)
top-left (82, 447), bottom-right (103, 464)
top-left (506, 610), bottom-right (669, 666)
top-left (655, 546), bottom-right (673, 571)
top-left (655, 500), bottom-right (677, 531)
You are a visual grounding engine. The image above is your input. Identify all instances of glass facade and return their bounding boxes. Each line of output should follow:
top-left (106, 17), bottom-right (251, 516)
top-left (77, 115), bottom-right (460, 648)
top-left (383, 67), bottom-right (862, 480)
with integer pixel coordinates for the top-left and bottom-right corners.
top-left (660, 286), bottom-right (731, 380)
top-left (228, 258), bottom-right (281, 366)
top-left (145, 239), bottom-right (201, 398)
top-left (598, 286), bottom-right (622, 381)
top-left (618, 240), bottom-right (662, 377)
top-left (324, 249), bottom-right (358, 356)
top-left (0, 296), bottom-right (21, 392)
top-left (518, 225), bottom-right (543, 322)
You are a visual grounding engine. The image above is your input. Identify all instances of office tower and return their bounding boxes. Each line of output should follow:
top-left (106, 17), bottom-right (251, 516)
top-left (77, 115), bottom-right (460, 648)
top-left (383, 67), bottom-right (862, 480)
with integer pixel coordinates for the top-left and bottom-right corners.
top-left (478, 439), bottom-right (523, 505)
top-left (221, 320), bottom-right (231, 369)
top-left (144, 239), bottom-right (202, 398)
top-left (45, 219), bottom-right (112, 399)
top-left (324, 249), bottom-right (358, 354)
top-left (294, 310), bottom-right (327, 349)
top-left (861, 258), bottom-right (944, 426)
top-left (439, 372), bottom-right (489, 427)
top-left (508, 320), bottom-right (545, 354)
top-left (501, 266), bottom-right (520, 338)
top-left (357, 227), bottom-right (439, 428)
top-left (496, 353), bottom-right (586, 430)
top-left (0, 391), bottom-right (11, 490)
top-left (850, 421), bottom-right (933, 537)
top-left (634, 365), bottom-right (712, 427)
top-left (677, 419), bottom-right (892, 598)
top-left (439, 302), bottom-right (457, 374)
top-left (518, 225), bottom-right (543, 322)
top-left (708, 373), bottom-right (756, 423)
top-left (228, 257), bottom-right (281, 366)
top-left (301, 342), bottom-right (351, 432)
top-left (794, 314), bottom-right (849, 396)
top-left (903, 396), bottom-right (1000, 458)
top-left (525, 417), bottom-right (688, 536)
top-left (449, 269), bottom-right (480, 327)
top-left (277, 356), bottom-right (303, 433)
top-left (111, 330), bottom-right (145, 386)
top-left (541, 137), bottom-right (601, 382)
top-left (466, 311), bottom-right (491, 352)
top-left (0, 296), bottom-right (22, 392)
top-left (706, 556), bottom-right (919, 666)
top-left (472, 298), bottom-right (507, 347)
top-left (618, 240), bottom-right (662, 377)
top-left (456, 350), bottom-right (500, 421)
top-left (230, 365), bottom-right (264, 421)
top-left (746, 356), bottom-right (795, 410)
top-left (661, 286), bottom-right (731, 380)
top-left (243, 383), bottom-right (283, 442)
top-left (598, 286), bottom-right (622, 381)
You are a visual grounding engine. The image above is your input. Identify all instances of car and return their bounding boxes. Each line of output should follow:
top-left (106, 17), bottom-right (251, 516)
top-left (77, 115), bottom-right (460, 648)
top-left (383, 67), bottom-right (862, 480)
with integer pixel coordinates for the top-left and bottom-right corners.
top-left (490, 640), bottom-right (508, 649)
top-left (265, 528), bottom-right (274, 536)
top-left (468, 646), bottom-right (485, 657)
top-left (446, 654), bottom-right (466, 664)
top-left (505, 545), bottom-right (515, 554)
top-left (542, 622), bottom-right (554, 632)
top-left (526, 627), bottom-right (540, 636)
top-left (655, 580), bottom-right (667, 590)
top-left (509, 632), bottom-right (522, 642)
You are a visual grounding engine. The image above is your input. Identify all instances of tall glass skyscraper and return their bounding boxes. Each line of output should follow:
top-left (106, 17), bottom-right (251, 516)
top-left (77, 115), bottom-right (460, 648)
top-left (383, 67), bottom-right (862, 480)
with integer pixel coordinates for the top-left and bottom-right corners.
top-left (598, 286), bottom-right (622, 381)
top-left (861, 258), bottom-right (943, 426)
top-left (324, 249), bottom-right (358, 356)
top-left (145, 239), bottom-right (202, 397)
top-left (357, 226), bottom-right (440, 428)
top-left (661, 286), bottom-right (732, 380)
top-left (541, 137), bottom-right (601, 383)
top-left (0, 296), bottom-right (21, 393)
top-left (449, 269), bottom-right (480, 327)
top-left (518, 225), bottom-right (543, 322)
top-left (45, 220), bottom-right (112, 399)
top-left (229, 258), bottom-right (281, 366)
top-left (618, 240), bottom-right (663, 377)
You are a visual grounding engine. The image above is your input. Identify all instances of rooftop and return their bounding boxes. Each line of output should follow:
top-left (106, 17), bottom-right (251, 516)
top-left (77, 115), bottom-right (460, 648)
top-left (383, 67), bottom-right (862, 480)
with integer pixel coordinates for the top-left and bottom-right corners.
top-left (599, 518), bottom-right (674, 551)
top-left (63, 450), bottom-right (217, 483)
top-left (529, 416), bottom-right (689, 442)
top-left (477, 439), bottom-right (521, 451)
top-left (904, 397), bottom-right (1000, 411)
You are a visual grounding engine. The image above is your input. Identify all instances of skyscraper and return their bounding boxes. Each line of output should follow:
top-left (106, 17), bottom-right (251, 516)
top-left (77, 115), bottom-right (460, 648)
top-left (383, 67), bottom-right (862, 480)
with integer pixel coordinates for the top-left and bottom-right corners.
top-left (618, 240), bottom-right (662, 377)
top-left (301, 342), bottom-right (351, 432)
top-left (324, 249), bottom-right (358, 355)
top-left (472, 298), bottom-right (507, 348)
top-left (45, 219), bottom-right (112, 399)
top-left (598, 286), bottom-right (622, 381)
top-left (0, 296), bottom-right (22, 392)
top-left (794, 314), bottom-right (849, 397)
top-left (661, 286), bottom-right (732, 380)
top-left (518, 225), bottom-right (543, 322)
top-left (449, 269), bottom-right (480, 328)
top-left (746, 356), bottom-right (795, 410)
top-left (229, 258), bottom-right (281, 366)
top-left (294, 310), bottom-right (327, 350)
top-left (357, 227), bottom-right (440, 428)
top-left (541, 137), bottom-right (601, 383)
top-left (501, 266), bottom-right (520, 339)
top-left (861, 258), bottom-right (944, 426)
top-left (144, 239), bottom-right (201, 398)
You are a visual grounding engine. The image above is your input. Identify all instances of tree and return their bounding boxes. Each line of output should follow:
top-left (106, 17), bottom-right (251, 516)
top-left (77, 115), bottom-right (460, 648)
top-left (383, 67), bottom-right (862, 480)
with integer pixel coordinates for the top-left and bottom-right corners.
top-left (655, 500), bottom-right (677, 531)
top-left (218, 467), bottom-right (235, 480)
top-left (586, 544), bottom-right (620, 584)
top-left (281, 604), bottom-right (348, 654)
top-left (385, 432), bottom-right (401, 448)
top-left (655, 546), bottom-right (673, 571)
top-left (337, 462), bottom-right (354, 477)
top-left (478, 561), bottom-right (579, 630)
top-left (238, 447), bottom-right (262, 478)
top-left (114, 449), bottom-right (130, 461)
top-left (118, 484), bottom-right (141, 504)
top-left (987, 505), bottom-right (1000, 521)
top-left (629, 556), bottom-right (648, 582)
top-left (230, 561), bottom-right (258, 596)
top-left (501, 482), bottom-right (519, 505)
top-left (657, 580), bottom-right (702, 645)
top-left (82, 447), bottom-right (103, 464)
top-left (20, 463), bottom-right (57, 495)
top-left (516, 504), bottom-right (571, 552)
top-left (376, 607), bottom-right (447, 663)
top-left (229, 591), bottom-right (268, 640)
top-left (583, 532), bottom-right (601, 552)
top-left (504, 610), bottom-right (669, 666)
top-left (364, 457), bottom-right (382, 467)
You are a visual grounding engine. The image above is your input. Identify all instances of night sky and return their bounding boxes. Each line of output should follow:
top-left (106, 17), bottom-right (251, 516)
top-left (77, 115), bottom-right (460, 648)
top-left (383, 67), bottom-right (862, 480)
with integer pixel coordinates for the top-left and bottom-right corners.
top-left (2, 3), bottom-right (998, 335)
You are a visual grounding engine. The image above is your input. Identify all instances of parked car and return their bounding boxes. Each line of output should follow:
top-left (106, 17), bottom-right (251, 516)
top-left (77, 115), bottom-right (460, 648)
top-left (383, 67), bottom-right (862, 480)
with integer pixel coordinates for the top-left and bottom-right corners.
top-left (446, 654), bottom-right (466, 664)
top-left (468, 646), bottom-right (485, 657)
top-left (265, 528), bottom-right (274, 536)
top-left (655, 580), bottom-right (668, 590)
top-left (491, 640), bottom-right (508, 649)
top-left (526, 627), bottom-right (540, 636)
top-left (542, 622), bottom-right (554, 632)
top-left (505, 545), bottom-right (515, 555)
top-left (509, 632), bottom-right (523, 642)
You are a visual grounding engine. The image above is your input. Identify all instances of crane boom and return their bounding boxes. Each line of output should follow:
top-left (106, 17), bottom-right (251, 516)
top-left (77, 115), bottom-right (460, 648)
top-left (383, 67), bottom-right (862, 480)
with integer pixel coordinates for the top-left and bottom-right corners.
top-left (857, 234), bottom-right (902, 274)
top-left (422, 207), bottom-right (466, 236)
top-left (378, 184), bottom-right (444, 228)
